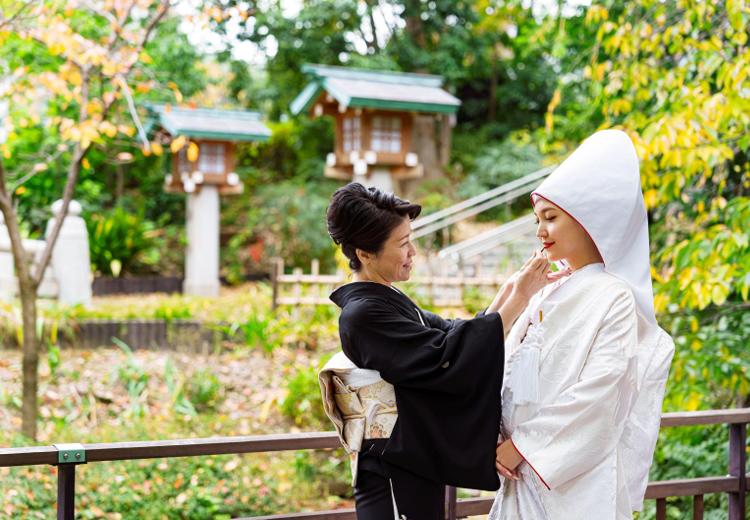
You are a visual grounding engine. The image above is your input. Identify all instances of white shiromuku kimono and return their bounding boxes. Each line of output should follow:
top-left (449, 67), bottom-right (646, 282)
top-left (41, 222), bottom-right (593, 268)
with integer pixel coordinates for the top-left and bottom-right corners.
top-left (489, 129), bottom-right (675, 519)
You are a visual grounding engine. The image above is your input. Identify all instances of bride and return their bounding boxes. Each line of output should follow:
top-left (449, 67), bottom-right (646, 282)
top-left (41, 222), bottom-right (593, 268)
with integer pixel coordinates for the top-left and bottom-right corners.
top-left (489, 130), bottom-right (675, 519)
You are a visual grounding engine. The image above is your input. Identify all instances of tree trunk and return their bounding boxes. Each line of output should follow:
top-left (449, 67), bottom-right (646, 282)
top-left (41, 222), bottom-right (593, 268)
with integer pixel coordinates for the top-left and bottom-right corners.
top-left (0, 162), bottom-right (40, 440)
top-left (19, 274), bottom-right (38, 440)
top-left (403, 0), bottom-right (426, 50)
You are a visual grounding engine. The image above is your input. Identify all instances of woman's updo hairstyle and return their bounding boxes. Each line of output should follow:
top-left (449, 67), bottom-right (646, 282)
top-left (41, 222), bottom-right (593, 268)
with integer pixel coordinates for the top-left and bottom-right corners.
top-left (326, 183), bottom-right (421, 271)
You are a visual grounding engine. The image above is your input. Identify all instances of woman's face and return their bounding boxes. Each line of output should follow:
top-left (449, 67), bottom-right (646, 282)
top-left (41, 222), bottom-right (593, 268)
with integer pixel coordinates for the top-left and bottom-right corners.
top-left (534, 197), bottom-right (600, 267)
top-left (363, 217), bottom-right (417, 283)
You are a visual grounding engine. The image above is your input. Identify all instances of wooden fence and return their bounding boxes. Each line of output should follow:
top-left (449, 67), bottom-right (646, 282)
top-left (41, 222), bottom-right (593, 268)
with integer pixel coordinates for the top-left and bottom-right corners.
top-left (270, 258), bottom-right (509, 309)
top-left (92, 276), bottom-right (184, 295)
top-left (0, 408), bottom-right (747, 520)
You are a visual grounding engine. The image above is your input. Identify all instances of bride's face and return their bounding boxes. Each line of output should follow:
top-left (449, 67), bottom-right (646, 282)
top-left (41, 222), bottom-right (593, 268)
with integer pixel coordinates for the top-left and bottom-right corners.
top-left (534, 197), bottom-right (599, 265)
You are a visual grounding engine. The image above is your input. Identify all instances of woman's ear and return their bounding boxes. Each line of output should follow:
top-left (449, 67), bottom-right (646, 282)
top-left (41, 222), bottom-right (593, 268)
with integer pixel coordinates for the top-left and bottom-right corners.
top-left (355, 248), bottom-right (372, 266)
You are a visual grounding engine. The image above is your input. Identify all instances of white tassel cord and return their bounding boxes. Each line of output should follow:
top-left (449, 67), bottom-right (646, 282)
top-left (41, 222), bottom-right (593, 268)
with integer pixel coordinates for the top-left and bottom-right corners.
top-left (507, 325), bottom-right (543, 405)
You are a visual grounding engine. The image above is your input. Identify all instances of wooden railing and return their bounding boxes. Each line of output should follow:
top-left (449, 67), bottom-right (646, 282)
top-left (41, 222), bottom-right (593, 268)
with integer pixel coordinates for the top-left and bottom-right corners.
top-left (0, 409), bottom-right (747, 520)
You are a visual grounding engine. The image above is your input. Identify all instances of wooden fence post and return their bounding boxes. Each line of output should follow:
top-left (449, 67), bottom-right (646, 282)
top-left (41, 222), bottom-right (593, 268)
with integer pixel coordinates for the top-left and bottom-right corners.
top-left (444, 485), bottom-right (457, 520)
top-left (271, 258), bottom-right (283, 311)
top-left (728, 422), bottom-right (747, 519)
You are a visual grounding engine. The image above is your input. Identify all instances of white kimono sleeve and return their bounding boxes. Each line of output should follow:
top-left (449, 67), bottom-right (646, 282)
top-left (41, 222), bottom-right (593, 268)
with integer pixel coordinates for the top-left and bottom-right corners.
top-left (510, 288), bottom-right (638, 490)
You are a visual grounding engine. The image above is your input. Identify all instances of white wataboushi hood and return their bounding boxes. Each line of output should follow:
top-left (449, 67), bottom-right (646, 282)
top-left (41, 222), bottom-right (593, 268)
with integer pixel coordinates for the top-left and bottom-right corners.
top-left (532, 128), bottom-right (655, 326)
top-left (533, 129), bottom-right (675, 511)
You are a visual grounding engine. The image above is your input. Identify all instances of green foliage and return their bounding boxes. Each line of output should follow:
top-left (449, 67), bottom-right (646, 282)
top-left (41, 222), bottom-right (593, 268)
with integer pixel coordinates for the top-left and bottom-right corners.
top-left (86, 207), bottom-right (160, 277)
top-left (250, 180), bottom-right (340, 272)
top-left (229, 0), bottom-right (363, 120)
top-left (46, 344), bottom-right (60, 377)
top-left (185, 370), bottom-right (224, 413)
top-left (280, 363), bottom-right (328, 429)
top-left (458, 134), bottom-right (543, 196)
top-left (0, 454), bottom-right (294, 518)
top-left (0, 11), bottom-right (199, 237)
top-left (153, 301), bottom-right (194, 322)
top-left (112, 338), bottom-right (150, 418)
top-left (662, 307), bottom-right (750, 412)
top-left (292, 450), bottom-right (350, 498)
top-left (583, 1), bottom-right (750, 313)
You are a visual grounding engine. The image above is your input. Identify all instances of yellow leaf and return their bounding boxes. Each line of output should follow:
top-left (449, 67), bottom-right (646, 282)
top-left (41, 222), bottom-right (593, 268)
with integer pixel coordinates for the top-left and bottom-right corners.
top-left (170, 135), bottom-right (187, 153)
top-left (653, 292), bottom-right (669, 313)
top-left (151, 142), bottom-right (163, 156)
top-left (643, 189), bottom-right (659, 209)
top-left (15, 186), bottom-right (26, 195)
top-left (686, 392), bottom-right (700, 411)
top-left (99, 121), bottom-right (118, 138)
top-left (82, 158), bottom-right (91, 170)
top-left (187, 142), bottom-right (199, 162)
top-left (118, 125), bottom-right (136, 137)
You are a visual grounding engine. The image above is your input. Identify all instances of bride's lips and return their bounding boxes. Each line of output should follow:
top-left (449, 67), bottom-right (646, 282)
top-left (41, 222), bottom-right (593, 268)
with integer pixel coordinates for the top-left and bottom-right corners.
top-left (542, 241), bottom-right (555, 249)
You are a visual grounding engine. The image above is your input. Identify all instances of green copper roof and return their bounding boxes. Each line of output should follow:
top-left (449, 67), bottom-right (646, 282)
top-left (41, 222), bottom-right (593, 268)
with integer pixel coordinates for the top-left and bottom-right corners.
top-left (290, 64), bottom-right (461, 116)
top-left (145, 105), bottom-right (271, 142)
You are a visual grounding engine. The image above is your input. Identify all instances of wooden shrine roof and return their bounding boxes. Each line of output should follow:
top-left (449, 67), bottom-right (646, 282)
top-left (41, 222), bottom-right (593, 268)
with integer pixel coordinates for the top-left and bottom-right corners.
top-left (290, 64), bottom-right (461, 116)
top-left (145, 105), bottom-right (271, 142)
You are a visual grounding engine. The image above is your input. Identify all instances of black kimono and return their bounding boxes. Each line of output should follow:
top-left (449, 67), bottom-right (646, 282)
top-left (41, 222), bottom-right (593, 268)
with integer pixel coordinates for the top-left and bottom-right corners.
top-left (331, 281), bottom-right (505, 492)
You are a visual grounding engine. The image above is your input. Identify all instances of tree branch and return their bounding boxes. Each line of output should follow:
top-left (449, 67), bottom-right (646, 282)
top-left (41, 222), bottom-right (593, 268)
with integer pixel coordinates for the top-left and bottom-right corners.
top-left (0, 160), bottom-right (33, 288)
top-left (0, 1), bottom-right (34, 31)
top-left (116, 74), bottom-right (149, 147)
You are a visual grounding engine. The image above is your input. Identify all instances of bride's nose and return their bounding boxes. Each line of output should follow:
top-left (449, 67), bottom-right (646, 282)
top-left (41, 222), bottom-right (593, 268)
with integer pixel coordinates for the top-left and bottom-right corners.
top-left (536, 223), bottom-right (547, 239)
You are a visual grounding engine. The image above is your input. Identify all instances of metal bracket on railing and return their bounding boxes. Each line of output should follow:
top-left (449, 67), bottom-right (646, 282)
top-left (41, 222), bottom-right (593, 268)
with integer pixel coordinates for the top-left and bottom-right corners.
top-left (53, 444), bottom-right (86, 520)
top-left (53, 443), bottom-right (86, 465)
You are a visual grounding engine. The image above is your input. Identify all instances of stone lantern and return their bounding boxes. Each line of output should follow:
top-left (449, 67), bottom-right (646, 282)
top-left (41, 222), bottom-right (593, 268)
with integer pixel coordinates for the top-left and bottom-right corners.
top-left (290, 64), bottom-right (461, 196)
top-left (146, 105), bottom-right (271, 296)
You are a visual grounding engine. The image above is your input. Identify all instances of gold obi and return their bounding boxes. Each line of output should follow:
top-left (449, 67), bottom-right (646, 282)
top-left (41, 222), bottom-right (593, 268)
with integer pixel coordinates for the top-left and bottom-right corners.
top-left (319, 352), bottom-right (398, 485)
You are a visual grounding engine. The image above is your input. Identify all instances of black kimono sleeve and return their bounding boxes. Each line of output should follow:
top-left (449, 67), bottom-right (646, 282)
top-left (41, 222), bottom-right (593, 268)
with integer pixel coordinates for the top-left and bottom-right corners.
top-left (420, 308), bottom-right (458, 332)
top-left (339, 298), bottom-right (504, 491)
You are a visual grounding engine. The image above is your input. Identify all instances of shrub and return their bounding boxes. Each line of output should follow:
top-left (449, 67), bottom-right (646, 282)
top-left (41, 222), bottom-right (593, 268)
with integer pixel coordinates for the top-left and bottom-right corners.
top-left (86, 207), bottom-right (160, 277)
top-left (279, 362), bottom-right (329, 429)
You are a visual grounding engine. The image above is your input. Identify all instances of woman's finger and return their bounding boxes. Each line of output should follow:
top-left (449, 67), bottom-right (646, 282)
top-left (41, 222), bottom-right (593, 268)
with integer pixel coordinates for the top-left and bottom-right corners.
top-left (496, 462), bottom-right (514, 480)
top-left (531, 255), bottom-right (549, 273)
top-left (547, 267), bottom-right (572, 281)
top-left (521, 252), bottom-right (536, 270)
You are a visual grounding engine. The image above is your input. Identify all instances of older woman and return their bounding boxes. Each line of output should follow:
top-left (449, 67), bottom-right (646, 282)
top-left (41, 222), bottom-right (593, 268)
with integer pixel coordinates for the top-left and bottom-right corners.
top-left (490, 130), bottom-right (675, 519)
top-left (319, 183), bottom-right (553, 519)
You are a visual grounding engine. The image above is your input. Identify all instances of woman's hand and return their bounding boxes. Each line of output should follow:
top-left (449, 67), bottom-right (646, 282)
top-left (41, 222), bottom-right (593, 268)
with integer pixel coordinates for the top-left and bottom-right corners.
top-left (513, 250), bottom-right (550, 300)
top-left (496, 440), bottom-right (521, 481)
top-left (547, 265), bottom-right (572, 282)
top-left (497, 251), bottom-right (550, 332)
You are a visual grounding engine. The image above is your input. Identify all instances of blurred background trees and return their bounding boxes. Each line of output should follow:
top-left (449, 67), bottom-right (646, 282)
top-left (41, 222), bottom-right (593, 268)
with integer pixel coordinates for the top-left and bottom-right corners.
top-left (1, 0), bottom-right (748, 510)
